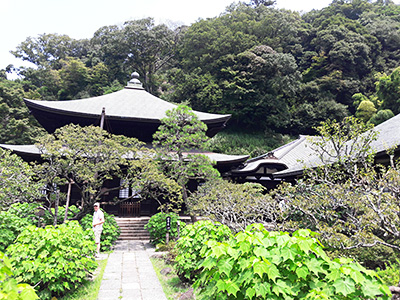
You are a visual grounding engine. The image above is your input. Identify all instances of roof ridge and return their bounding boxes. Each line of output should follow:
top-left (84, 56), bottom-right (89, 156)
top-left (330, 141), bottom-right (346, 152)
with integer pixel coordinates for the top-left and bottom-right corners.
top-left (274, 135), bottom-right (311, 159)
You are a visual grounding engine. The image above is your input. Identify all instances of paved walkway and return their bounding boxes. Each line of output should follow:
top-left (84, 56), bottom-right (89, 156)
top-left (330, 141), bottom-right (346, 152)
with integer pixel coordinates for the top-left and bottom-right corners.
top-left (97, 240), bottom-right (167, 300)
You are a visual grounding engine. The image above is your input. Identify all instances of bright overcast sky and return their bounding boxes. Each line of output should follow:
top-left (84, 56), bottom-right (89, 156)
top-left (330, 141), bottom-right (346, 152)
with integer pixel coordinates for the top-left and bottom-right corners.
top-left (1, 0), bottom-right (399, 72)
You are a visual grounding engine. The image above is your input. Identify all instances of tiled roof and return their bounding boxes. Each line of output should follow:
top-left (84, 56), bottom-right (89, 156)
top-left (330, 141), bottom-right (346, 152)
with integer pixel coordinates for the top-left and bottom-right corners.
top-left (273, 114), bottom-right (400, 178)
top-left (0, 144), bottom-right (248, 165)
top-left (24, 86), bottom-right (230, 124)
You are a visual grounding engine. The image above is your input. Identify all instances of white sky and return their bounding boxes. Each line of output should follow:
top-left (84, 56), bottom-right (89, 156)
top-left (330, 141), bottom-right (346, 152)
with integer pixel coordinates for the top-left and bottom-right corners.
top-left (1, 0), bottom-right (399, 73)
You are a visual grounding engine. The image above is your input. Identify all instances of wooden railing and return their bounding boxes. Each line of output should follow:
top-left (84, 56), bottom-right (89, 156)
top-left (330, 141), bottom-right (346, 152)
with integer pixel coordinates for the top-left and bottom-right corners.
top-left (119, 202), bottom-right (141, 217)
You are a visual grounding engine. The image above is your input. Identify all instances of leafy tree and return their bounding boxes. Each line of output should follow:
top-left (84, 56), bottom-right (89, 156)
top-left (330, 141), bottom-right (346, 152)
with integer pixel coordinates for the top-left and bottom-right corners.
top-left (369, 109), bottom-right (394, 125)
top-left (376, 67), bottom-right (400, 115)
top-left (0, 78), bottom-right (45, 144)
top-left (270, 117), bottom-right (400, 266)
top-left (91, 18), bottom-right (179, 94)
top-left (57, 57), bottom-right (89, 99)
top-left (356, 99), bottom-right (377, 123)
top-left (0, 149), bottom-right (42, 211)
top-left (127, 158), bottom-right (182, 213)
top-left (36, 124), bottom-right (152, 221)
top-left (153, 105), bottom-right (220, 216)
top-left (188, 179), bottom-right (280, 232)
top-left (11, 33), bottom-right (89, 69)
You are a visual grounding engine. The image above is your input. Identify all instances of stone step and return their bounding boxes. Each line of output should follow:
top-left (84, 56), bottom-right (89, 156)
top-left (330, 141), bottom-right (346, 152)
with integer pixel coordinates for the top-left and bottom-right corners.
top-left (115, 217), bottom-right (151, 241)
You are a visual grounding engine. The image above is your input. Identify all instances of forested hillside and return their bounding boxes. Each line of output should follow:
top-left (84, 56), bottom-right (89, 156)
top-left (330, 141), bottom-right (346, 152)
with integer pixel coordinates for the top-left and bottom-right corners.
top-left (1, 0), bottom-right (400, 153)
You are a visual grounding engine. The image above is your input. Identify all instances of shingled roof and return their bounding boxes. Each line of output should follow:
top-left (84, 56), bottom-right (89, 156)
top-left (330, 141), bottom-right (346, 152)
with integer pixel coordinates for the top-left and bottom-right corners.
top-left (24, 74), bottom-right (231, 142)
top-left (273, 113), bottom-right (400, 178)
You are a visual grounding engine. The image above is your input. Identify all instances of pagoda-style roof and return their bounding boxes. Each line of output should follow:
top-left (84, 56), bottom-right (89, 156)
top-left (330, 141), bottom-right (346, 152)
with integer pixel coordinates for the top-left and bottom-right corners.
top-left (24, 74), bottom-right (231, 142)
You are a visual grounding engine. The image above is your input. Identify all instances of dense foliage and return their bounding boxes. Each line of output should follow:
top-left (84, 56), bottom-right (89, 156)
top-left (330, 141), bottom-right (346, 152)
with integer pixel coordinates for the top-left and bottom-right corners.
top-left (0, 210), bottom-right (31, 252)
top-left (195, 224), bottom-right (391, 299)
top-left (0, 251), bottom-right (38, 300)
top-left (0, 149), bottom-right (42, 211)
top-left (188, 179), bottom-right (280, 232)
top-left (35, 124), bottom-right (153, 220)
top-left (145, 212), bottom-right (183, 245)
top-left (153, 105), bottom-right (220, 212)
top-left (80, 209), bottom-right (121, 251)
top-left (3, 0), bottom-right (400, 148)
top-left (174, 220), bottom-right (233, 282)
top-left (6, 222), bottom-right (97, 300)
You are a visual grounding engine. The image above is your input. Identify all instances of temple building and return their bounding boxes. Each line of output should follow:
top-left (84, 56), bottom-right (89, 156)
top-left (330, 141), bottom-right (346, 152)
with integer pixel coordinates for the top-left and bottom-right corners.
top-left (1, 73), bottom-right (249, 216)
top-left (4, 71), bottom-right (400, 216)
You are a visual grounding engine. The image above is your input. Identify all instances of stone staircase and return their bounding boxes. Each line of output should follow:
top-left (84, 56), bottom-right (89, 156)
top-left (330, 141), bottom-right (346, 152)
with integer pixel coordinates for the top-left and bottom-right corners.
top-left (115, 217), bottom-right (151, 240)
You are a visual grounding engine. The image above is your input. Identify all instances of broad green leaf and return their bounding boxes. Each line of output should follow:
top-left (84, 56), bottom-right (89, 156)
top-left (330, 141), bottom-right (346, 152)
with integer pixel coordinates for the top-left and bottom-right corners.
top-left (225, 280), bottom-right (240, 296)
top-left (332, 278), bottom-right (355, 296)
top-left (19, 286), bottom-right (39, 300)
top-left (326, 267), bottom-right (341, 282)
top-left (298, 238), bottom-right (314, 254)
top-left (266, 263), bottom-right (280, 282)
top-left (294, 229), bottom-right (311, 238)
top-left (255, 282), bottom-right (271, 298)
top-left (246, 287), bottom-right (256, 299)
top-left (253, 261), bottom-right (269, 278)
top-left (216, 280), bottom-right (227, 292)
top-left (280, 247), bottom-right (296, 262)
top-left (212, 244), bottom-right (227, 258)
top-left (239, 241), bottom-right (251, 254)
top-left (261, 237), bottom-right (275, 248)
top-left (254, 246), bottom-right (268, 258)
top-left (275, 234), bottom-right (291, 247)
top-left (296, 265), bottom-right (309, 279)
top-left (305, 258), bottom-right (324, 276)
top-left (217, 258), bottom-right (234, 276)
top-left (227, 247), bottom-right (240, 259)
top-left (238, 257), bottom-right (251, 271)
top-left (349, 269), bottom-right (366, 285)
top-left (201, 256), bottom-right (217, 270)
top-left (272, 279), bottom-right (294, 296)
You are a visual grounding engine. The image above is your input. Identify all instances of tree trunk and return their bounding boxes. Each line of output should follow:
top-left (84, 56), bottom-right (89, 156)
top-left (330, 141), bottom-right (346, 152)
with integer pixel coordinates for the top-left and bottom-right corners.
top-left (53, 189), bottom-right (59, 226)
top-left (63, 180), bottom-right (73, 223)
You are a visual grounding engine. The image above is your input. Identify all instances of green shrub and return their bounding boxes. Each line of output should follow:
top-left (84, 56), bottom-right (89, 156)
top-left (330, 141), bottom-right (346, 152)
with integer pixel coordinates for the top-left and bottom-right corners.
top-left (174, 220), bottom-right (232, 282)
top-left (195, 224), bottom-right (391, 299)
top-left (0, 251), bottom-right (39, 300)
top-left (145, 212), bottom-right (183, 245)
top-left (8, 202), bottom-right (44, 227)
top-left (376, 260), bottom-right (400, 287)
top-left (43, 205), bottom-right (80, 225)
top-left (0, 211), bottom-right (31, 252)
top-left (6, 221), bottom-right (97, 300)
top-left (80, 209), bottom-right (121, 251)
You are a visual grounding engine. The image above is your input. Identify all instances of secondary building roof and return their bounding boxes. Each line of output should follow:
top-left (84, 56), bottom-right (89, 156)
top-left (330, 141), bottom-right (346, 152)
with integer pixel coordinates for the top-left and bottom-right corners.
top-left (231, 113), bottom-right (400, 182)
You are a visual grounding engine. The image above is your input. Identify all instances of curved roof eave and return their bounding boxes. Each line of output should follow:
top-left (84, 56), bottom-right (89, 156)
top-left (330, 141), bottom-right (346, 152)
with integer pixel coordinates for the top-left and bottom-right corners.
top-left (23, 88), bottom-right (231, 124)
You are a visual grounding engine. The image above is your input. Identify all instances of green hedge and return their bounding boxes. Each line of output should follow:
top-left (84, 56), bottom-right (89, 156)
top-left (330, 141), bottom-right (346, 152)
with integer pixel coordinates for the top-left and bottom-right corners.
top-left (6, 221), bottom-right (97, 300)
top-left (145, 212), bottom-right (183, 245)
top-left (194, 224), bottom-right (391, 299)
top-left (0, 251), bottom-right (38, 300)
top-left (174, 220), bottom-right (232, 282)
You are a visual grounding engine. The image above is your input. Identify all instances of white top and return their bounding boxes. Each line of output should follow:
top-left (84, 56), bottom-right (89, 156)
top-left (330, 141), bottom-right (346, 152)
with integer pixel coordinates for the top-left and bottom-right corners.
top-left (93, 209), bottom-right (105, 231)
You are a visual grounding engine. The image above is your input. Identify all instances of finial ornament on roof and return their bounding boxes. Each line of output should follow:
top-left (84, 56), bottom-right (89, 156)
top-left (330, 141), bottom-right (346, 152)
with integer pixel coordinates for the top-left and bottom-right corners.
top-left (126, 71), bottom-right (143, 89)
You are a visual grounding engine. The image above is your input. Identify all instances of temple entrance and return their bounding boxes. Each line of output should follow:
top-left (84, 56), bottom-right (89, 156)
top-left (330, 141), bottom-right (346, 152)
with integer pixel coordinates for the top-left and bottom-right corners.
top-left (118, 201), bottom-right (141, 217)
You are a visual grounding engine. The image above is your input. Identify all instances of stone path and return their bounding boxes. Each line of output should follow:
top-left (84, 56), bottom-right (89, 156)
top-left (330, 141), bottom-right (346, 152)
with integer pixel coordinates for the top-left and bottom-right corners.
top-left (97, 240), bottom-right (167, 300)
